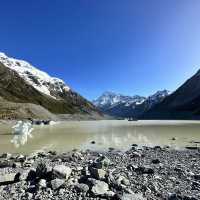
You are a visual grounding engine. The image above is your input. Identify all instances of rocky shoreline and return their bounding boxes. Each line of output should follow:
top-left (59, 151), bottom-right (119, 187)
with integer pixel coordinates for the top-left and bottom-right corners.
top-left (0, 146), bottom-right (200, 200)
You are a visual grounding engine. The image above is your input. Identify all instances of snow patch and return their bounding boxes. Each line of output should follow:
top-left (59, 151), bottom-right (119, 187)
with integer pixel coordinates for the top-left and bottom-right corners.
top-left (0, 52), bottom-right (70, 99)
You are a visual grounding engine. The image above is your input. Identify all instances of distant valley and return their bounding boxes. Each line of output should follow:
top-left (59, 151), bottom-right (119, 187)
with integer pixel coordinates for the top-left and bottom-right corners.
top-left (94, 69), bottom-right (200, 120)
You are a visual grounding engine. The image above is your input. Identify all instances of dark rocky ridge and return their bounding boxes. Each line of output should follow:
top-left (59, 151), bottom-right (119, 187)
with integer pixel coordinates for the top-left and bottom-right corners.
top-left (142, 70), bottom-right (200, 119)
top-left (0, 62), bottom-right (101, 119)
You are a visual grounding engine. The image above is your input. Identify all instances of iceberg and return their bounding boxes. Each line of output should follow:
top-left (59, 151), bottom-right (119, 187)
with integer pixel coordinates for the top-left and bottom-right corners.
top-left (11, 121), bottom-right (34, 148)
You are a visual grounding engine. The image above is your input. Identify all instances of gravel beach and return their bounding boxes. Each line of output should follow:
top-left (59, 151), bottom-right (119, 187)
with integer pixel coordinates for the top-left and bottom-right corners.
top-left (0, 145), bottom-right (200, 200)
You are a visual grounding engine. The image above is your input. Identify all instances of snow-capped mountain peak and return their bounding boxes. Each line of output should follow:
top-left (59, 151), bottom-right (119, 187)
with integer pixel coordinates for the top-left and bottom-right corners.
top-left (147, 90), bottom-right (170, 102)
top-left (0, 52), bottom-right (70, 99)
top-left (93, 90), bottom-right (170, 118)
top-left (93, 91), bottom-right (146, 107)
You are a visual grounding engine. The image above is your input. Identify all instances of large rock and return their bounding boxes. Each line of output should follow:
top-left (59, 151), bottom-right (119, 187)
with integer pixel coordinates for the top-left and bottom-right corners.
top-left (51, 178), bottom-right (65, 190)
top-left (89, 167), bottom-right (106, 180)
top-left (52, 165), bottom-right (72, 179)
top-left (93, 156), bottom-right (111, 169)
top-left (27, 169), bottom-right (37, 181)
top-left (0, 173), bottom-right (18, 185)
top-left (75, 183), bottom-right (89, 193)
top-left (116, 176), bottom-right (130, 186)
top-left (38, 179), bottom-right (47, 188)
top-left (91, 180), bottom-right (109, 196)
top-left (36, 163), bottom-right (48, 178)
top-left (0, 160), bottom-right (14, 168)
top-left (0, 153), bottom-right (12, 159)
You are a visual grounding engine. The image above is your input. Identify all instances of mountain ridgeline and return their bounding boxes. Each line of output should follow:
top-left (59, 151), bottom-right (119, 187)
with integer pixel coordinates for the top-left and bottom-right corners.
top-left (142, 70), bottom-right (200, 119)
top-left (94, 69), bottom-right (200, 120)
top-left (93, 90), bottom-right (170, 118)
top-left (1, 52), bottom-right (200, 120)
top-left (0, 53), bottom-right (101, 119)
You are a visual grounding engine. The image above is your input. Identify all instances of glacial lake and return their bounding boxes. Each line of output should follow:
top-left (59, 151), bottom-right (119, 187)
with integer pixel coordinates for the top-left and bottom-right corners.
top-left (0, 120), bottom-right (200, 154)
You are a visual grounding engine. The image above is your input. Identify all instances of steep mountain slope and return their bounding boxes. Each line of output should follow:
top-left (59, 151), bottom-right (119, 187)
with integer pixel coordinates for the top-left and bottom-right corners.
top-left (142, 70), bottom-right (200, 119)
top-left (93, 90), bottom-right (169, 118)
top-left (0, 53), bottom-right (100, 119)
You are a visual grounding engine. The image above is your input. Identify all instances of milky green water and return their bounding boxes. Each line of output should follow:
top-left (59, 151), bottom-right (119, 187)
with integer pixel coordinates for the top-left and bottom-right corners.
top-left (0, 120), bottom-right (200, 154)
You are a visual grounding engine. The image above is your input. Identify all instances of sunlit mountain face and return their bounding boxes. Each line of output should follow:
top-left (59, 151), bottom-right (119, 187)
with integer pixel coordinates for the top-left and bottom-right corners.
top-left (93, 90), bottom-right (170, 118)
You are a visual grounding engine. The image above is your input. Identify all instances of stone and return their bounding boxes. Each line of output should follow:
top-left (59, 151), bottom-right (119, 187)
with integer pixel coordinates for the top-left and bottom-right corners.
top-left (76, 166), bottom-right (83, 171)
top-left (108, 147), bottom-right (115, 151)
top-left (152, 159), bottom-right (160, 164)
top-left (68, 177), bottom-right (78, 185)
top-left (154, 146), bottom-right (162, 150)
top-left (86, 178), bottom-right (98, 187)
top-left (132, 144), bottom-right (138, 147)
top-left (89, 167), bottom-right (106, 180)
top-left (27, 185), bottom-right (37, 193)
top-left (12, 162), bottom-right (21, 168)
top-left (0, 160), bottom-right (13, 168)
top-left (48, 150), bottom-right (57, 156)
top-left (194, 174), bottom-right (200, 180)
top-left (24, 192), bottom-right (33, 199)
top-left (0, 153), bottom-right (12, 159)
top-left (137, 166), bottom-right (154, 174)
top-left (23, 159), bottom-right (34, 168)
top-left (94, 156), bottom-right (110, 169)
top-left (38, 179), bottom-right (47, 188)
top-left (36, 162), bottom-right (48, 178)
top-left (131, 151), bottom-right (142, 158)
top-left (168, 193), bottom-right (180, 200)
top-left (127, 164), bottom-right (139, 171)
top-left (117, 176), bottom-right (130, 186)
top-left (0, 173), bottom-right (18, 185)
top-left (91, 180), bottom-right (109, 196)
top-left (52, 165), bottom-right (72, 179)
top-left (75, 183), bottom-right (89, 193)
top-left (185, 146), bottom-right (199, 150)
top-left (51, 178), bottom-right (65, 190)
top-left (121, 193), bottom-right (147, 200)
top-left (15, 154), bottom-right (26, 162)
top-left (27, 169), bottom-right (36, 181)
top-left (105, 190), bottom-right (115, 197)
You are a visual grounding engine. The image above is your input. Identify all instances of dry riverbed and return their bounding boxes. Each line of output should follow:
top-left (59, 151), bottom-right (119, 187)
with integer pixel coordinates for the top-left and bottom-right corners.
top-left (0, 146), bottom-right (200, 200)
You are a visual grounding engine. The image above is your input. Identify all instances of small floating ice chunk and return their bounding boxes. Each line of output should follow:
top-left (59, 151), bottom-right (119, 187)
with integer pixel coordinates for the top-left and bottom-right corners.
top-left (11, 121), bottom-right (34, 148)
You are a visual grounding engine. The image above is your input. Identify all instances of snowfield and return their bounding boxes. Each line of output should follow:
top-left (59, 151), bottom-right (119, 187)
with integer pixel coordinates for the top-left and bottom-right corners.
top-left (0, 52), bottom-right (70, 99)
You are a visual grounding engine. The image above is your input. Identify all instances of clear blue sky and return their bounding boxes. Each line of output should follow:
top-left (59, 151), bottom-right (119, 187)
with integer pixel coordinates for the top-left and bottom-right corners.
top-left (0, 0), bottom-right (200, 100)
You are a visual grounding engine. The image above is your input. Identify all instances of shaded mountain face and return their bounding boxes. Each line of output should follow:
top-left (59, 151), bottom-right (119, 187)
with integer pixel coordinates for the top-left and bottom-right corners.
top-left (142, 70), bottom-right (200, 119)
top-left (93, 90), bottom-right (170, 118)
top-left (0, 53), bottom-right (100, 119)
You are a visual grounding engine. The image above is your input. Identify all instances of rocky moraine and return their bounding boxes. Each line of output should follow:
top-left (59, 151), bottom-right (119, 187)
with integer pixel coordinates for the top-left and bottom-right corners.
top-left (0, 146), bottom-right (200, 200)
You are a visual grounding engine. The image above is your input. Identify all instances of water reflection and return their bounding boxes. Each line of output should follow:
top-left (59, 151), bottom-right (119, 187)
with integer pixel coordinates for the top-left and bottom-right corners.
top-left (10, 121), bottom-right (34, 148)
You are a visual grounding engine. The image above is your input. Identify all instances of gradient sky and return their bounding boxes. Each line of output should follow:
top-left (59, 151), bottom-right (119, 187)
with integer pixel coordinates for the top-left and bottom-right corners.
top-left (0, 0), bottom-right (200, 100)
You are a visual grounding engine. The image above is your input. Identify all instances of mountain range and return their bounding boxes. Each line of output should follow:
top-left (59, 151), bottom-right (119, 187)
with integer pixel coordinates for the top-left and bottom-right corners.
top-left (1, 52), bottom-right (200, 120)
top-left (93, 90), bottom-right (170, 118)
top-left (0, 53), bottom-right (101, 120)
top-left (94, 68), bottom-right (200, 119)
